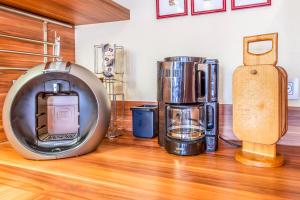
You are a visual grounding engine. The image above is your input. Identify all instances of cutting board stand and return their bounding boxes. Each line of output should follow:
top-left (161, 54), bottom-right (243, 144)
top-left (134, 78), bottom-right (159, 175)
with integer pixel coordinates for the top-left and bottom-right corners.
top-left (235, 143), bottom-right (284, 168)
top-left (233, 33), bottom-right (287, 168)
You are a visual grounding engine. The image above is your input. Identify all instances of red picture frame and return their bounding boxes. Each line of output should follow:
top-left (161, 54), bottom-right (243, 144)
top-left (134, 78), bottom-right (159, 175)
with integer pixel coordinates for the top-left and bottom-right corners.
top-left (156, 0), bottom-right (188, 19)
top-left (191, 0), bottom-right (226, 15)
top-left (231, 0), bottom-right (271, 10)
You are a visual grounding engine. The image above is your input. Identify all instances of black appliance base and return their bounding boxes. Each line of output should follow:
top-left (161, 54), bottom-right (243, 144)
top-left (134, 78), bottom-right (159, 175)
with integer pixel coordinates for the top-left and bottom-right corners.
top-left (165, 137), bottom-right (205, 156)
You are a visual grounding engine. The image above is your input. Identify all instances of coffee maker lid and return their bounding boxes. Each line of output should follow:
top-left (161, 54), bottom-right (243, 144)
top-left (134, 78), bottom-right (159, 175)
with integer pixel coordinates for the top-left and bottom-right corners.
top-left (205, 59), bottom-right (219, 64)
top-left (164, 56), bottom-right (205, 63)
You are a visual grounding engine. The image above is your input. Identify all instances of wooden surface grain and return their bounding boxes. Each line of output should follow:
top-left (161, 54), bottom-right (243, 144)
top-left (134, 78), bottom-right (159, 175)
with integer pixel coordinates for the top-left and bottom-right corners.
top-left (0, 0), bottom-right (130, 25)
top-left (0, 133), bottom-right (299, 199)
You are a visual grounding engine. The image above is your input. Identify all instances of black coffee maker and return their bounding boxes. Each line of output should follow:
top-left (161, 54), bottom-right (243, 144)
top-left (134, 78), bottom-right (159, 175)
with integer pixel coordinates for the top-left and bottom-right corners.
top-left (157, 57), bottom-right (219, 156)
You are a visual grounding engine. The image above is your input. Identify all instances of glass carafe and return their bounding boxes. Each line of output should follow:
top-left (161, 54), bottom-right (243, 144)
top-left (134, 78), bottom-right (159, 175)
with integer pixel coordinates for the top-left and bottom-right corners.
top-left (166, 105), bottom-right (205, 141)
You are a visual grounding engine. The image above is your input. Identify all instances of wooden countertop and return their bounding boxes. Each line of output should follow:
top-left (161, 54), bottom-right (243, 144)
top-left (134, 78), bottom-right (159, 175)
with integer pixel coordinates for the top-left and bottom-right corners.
top-left (0, 132), bottom-right (299, 200)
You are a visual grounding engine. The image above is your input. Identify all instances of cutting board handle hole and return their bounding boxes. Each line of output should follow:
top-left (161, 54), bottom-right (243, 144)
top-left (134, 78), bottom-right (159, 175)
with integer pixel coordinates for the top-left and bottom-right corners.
top-left (250, 70), bottom-right (258, 75)
top-left (248, 40), bottom-right (273, 55)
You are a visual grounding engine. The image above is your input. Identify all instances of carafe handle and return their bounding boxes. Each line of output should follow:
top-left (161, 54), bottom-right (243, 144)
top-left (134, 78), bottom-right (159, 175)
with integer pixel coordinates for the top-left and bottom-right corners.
top-left (204, 103), bottom-right (218, 152)
top-left (195, 66), bottom-right (205, 102)
top-left (205, 104), bottom-right (214, 131)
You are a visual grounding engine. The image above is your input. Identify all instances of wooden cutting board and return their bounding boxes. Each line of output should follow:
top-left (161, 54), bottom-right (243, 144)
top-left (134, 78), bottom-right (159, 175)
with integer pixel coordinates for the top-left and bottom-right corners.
top-left (233, 33), bottom-right (287, 167)
top-left (233, 65), bottom-right (281, 145)
top-left (233, 33), bottom-right (287, 145)
top-left (277, 67), bottom-right (288, 136)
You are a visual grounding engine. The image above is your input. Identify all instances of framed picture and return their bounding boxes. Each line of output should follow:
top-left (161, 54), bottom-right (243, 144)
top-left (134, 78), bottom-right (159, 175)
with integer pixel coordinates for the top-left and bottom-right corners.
top-left (231, 0), bottom-right (271, 10)
top-left (191, 0), bottom-right (226, 15)
top-left (156, 0), bottom-right (188, 19)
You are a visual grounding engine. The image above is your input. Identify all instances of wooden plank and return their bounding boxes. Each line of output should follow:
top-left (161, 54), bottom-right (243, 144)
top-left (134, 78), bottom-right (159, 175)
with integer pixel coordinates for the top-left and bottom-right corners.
top-left (0, 91), bottom-right (5, 142)
top-left (0, 93), bottom-right (6, 140)
top-left (0, 70), bottom-right (24, 93)
top-left (0, 185), bottom-right (36, 200)
top-left (0, 163), bottom-right (147, 200)
top-left (0, 0), bottom-right (130, 25)
top-left (0, 140), bottom-right (298, 199)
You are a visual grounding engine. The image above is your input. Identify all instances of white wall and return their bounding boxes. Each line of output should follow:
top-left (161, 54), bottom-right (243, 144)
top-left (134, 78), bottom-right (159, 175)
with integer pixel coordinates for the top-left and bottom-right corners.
top-left (75, 0), bottom-right (300, 106)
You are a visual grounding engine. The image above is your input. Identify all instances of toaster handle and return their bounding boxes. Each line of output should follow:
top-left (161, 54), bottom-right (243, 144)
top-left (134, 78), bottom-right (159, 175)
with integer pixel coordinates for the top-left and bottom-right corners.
top-left (243, 33), bottom-right (278, 66)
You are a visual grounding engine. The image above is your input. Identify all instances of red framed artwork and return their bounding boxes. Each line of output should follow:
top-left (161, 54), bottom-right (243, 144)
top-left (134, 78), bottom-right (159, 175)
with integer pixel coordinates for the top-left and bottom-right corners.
top-left (191, 0), bottom-right (226, 15)
top-left (231, 0), bottom-right (271, 10)
top-left (156, 0), bottom-right (188, 19)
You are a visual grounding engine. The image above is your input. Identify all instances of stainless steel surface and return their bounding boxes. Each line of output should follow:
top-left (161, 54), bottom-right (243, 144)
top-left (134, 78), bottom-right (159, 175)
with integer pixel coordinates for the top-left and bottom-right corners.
top-left (53, 34), bottom-right (61, 60)
top-left (0, 49), bottom-right (60, 58)
top-left (0, 5), bottom-right (73, 28)
top-left (44, 61), bottom-right (71, 73)
top-left (157, 56), bottom-right (219, 151)
top-left (94, 45), bottom-right (101, 74)
top-left (2, 62), bottom-right (111, 160)
top-left (158, 56), bottom-right (206, 104)
top-left (158, 56), bottom-right (205, 146)
top-left (0, 33), bottom-right (55, 45)
top-left (158, 61), bottom-right (202, 103)
top-left (52, 83), bottom-right (59, 93)
top-left (165, 136), bottom-right (205, 156)
top-left (164, 56), bottom-right (205, 63)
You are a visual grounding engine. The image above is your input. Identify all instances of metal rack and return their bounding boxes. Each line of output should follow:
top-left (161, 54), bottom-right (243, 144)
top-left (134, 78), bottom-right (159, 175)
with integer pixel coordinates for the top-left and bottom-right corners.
top-left (0, 5), bottom-right (68, 71)
top-left (0, 26), bottom-right (61, 65)
top-left (94, 44), bottom-right (126, 138)
top-left (0, 67), bottom-right (29, 71)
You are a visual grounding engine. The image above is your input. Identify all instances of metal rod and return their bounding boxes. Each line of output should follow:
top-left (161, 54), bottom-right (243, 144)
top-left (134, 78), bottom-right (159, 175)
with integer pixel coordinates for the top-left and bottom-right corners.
top-left (0, 5), bottom-right (73, 28)
top-left (94, 46), bottom-right (99, 74)
top-left (0, 33), bottom-right (55, 45)
top-left (0, 67), bottom-right (29, 71)
top-left (52, 31), bottom-right (56, 61)
top-left (0, 49), bottom-right (60, 58)
top-left (52, 31), bottom-right (59, 61)
top-left (43, 22), bottom-right (48, 63)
